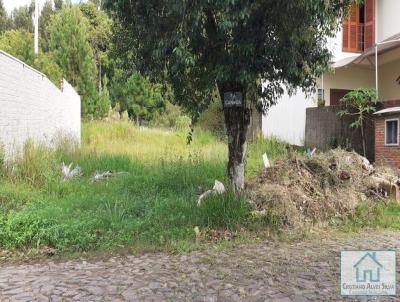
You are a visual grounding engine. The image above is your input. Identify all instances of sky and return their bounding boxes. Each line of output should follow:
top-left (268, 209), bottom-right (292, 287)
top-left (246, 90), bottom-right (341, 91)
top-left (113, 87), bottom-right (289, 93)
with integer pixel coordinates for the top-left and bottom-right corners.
top-left (3, 0), bottom-right (83, 14)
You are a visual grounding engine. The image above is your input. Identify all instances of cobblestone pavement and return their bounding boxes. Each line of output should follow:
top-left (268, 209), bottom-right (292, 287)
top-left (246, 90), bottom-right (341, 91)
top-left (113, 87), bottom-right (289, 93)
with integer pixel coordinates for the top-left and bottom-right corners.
top-left (1, 231), bottom-right (400, 301)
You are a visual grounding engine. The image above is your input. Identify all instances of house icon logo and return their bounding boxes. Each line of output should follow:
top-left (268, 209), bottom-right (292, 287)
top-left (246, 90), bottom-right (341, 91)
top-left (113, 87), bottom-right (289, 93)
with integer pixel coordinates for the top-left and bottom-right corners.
top-left (341, 250), bottom-right (396, 296)
top-left (353, 252), bottom-right (382, 282)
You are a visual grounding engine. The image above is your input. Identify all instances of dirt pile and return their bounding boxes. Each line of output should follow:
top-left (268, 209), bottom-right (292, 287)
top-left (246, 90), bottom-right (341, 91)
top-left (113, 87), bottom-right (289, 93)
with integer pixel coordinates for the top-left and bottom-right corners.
top-left (247, 149), bottom-right (398, 228)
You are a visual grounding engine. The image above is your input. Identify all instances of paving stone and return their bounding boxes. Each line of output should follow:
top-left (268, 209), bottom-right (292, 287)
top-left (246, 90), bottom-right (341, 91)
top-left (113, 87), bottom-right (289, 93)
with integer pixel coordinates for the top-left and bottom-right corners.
top-left (0, 230), bottom-right (399, 301)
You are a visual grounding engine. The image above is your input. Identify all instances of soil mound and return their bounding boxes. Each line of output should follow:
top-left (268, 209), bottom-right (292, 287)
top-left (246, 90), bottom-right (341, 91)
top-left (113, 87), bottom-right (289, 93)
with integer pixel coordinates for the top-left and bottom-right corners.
top-left (247, 149), bottom-right (398, 228)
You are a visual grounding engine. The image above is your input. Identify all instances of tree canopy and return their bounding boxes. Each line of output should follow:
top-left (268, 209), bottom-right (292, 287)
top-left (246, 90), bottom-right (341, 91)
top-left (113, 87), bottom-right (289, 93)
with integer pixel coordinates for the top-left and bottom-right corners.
top-left (0, 0), bottom-right (10, 33)
top-left (106, 1), bottom-right (356, 114)
top-left (111, 70), bottom-right (165, 124)
top-left (48, 6), bottom-right (98, 117)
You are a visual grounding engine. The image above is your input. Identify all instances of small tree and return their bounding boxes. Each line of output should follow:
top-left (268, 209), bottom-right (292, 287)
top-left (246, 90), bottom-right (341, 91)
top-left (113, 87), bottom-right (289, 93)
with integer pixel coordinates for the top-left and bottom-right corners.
top-left (111, 71), bottom-right (165, 125)
top-left (106, 0), bottom-right (357, 191)
top-left (49, 6), bottom-right (98, 117)
top-left (338, 88), bottom-right (382, 157)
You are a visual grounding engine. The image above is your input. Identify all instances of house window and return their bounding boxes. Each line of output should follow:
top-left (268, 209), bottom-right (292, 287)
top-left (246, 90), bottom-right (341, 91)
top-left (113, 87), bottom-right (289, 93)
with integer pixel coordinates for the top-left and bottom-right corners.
top-left (318, 89), bottom-right (324, 101)
top-left (342, 0), bottom-right (375, 53)
top-left (385, 119), bottom-right (399, 146)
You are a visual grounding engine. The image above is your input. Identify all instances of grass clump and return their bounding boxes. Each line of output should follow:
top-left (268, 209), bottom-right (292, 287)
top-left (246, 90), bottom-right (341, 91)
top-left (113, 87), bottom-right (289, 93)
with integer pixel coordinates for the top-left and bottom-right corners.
top-left (246, 135), bottom-right (292, 179)
top-left (341, 201), bottom-right (400, 231)
top-left (0, 141), bottom-right (60, 188)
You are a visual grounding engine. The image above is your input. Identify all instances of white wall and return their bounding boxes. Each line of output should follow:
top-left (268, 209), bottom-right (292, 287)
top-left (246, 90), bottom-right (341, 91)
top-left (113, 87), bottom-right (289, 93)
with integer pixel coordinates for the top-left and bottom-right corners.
top-left (262, 89), bottom-right (317, 146)
top-left (379, 56), bottom-right (400, 101)
top-left (377, 0), bottom-right (400, 42)
top-left (0, 50), bottom-right (81, 157)
top-left (327, 28), bottom-right (360, 62)
top-left (324, 65), bottom-right (375, 105)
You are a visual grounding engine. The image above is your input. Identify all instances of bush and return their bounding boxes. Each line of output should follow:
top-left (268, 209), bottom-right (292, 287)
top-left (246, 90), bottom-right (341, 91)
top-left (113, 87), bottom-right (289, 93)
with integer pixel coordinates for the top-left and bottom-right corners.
top-left (151, 102), bottom-right (187, 129)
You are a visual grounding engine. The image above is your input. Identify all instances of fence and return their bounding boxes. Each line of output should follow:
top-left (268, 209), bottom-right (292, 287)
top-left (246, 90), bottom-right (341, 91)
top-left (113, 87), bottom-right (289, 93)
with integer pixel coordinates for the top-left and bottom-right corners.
top-left (0, 50), bottom-right (81, 157)
top-left (305, 106), bottom-right (375, 161)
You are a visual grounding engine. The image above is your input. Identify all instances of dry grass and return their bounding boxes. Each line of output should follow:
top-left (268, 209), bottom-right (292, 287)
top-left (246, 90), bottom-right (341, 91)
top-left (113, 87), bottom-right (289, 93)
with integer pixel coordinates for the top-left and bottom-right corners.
top-left (247, 149), bottom-right (394, 229)
top-left (82, 121), bottom-right (227, 163)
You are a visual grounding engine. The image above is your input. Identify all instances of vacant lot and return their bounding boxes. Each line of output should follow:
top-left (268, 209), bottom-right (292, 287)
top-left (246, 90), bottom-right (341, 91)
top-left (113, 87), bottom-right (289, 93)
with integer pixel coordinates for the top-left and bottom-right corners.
top-left (0, 122), bottom-right (289, 257)
top-left (1, 122), bottom-right (399, 259)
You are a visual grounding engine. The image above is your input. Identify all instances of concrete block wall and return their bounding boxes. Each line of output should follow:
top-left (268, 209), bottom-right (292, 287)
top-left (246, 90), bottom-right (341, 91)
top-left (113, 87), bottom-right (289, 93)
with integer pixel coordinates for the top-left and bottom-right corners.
top-left (0, 50), bottom-right (81, 157)
top-left (305, 106), bottom-right (375, 161)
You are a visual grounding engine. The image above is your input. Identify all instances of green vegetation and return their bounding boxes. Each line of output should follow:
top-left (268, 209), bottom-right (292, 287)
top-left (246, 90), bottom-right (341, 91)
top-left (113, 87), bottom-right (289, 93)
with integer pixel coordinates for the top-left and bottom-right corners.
top-left (1, 123), bottom-right (399, 258)
top-left (340, 201), bottom-right (400, 232)
top-left (110, 71), bottom-right (165, 125)
top-left (106, 0), bottom-right (356, 191)
top-left (338, 88), bottom-right (382, 157)
top-left (0, 122), bottom-right (275, 255)
top-left (49, 6), bottom-right (99, 116)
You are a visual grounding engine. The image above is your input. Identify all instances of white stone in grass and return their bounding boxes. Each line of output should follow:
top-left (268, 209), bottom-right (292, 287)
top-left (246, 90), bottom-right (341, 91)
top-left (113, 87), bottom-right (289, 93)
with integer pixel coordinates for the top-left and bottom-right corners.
top-left (197, 180), bottom-right (225, 206)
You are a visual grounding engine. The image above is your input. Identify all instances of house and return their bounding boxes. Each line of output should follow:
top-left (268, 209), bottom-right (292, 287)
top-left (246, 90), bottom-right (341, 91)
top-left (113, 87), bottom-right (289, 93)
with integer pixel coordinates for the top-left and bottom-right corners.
top-left (263, 0), bottom-right (400, 151)
top-left (374, 107), bottom-right (400, 167)
top-left (353, 252), bottom-right (382, 282)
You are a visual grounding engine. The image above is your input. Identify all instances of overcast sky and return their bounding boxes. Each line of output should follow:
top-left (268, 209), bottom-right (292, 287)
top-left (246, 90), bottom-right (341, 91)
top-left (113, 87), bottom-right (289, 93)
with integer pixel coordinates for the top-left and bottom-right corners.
top-left (3, 0), bottom-right (83, 14)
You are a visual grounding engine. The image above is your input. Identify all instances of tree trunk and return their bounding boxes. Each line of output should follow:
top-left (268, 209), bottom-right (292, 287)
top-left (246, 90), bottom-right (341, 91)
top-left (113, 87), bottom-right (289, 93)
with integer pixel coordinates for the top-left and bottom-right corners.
top-left (360, 119), bottom-right (366, 157)
top-left (219, 83), bottom-right (250, 192)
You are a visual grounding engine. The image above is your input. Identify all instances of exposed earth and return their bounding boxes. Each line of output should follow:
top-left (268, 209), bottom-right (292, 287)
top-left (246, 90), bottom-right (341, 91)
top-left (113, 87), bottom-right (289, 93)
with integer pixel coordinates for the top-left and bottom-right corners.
top-left (1, 231), bottom-right (400, 301)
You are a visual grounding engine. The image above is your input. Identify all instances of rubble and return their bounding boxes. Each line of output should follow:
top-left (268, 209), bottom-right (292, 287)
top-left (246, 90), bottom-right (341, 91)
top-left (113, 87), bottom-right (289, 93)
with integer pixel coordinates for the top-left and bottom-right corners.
top-left (247, 149), bottom-right (399, 228)
top-left (61, 162), bottom-right (82, 180)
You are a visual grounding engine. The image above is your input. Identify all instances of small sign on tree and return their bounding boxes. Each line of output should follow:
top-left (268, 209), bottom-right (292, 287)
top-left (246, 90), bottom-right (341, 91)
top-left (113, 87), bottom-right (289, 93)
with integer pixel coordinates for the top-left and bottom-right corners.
top-left (223, 91), bottom-right (243, 108)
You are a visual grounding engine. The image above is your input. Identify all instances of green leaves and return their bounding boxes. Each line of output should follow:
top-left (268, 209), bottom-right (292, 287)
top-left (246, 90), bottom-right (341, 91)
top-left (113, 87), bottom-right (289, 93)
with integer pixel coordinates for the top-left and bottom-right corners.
top-left (110, 71), bottom-right (166, 123)
top-left (48, 6), bottom-right (98, 117)
top-left (106, 0), bottom-right (356, 116)
top-left (338, 87), bottom-right (382, 156)
top-left (339, 88), bottom-right (382, 123)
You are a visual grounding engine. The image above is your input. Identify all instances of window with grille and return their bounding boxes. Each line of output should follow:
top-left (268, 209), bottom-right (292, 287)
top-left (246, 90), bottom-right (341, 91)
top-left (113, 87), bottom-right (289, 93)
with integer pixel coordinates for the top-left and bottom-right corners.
top-left (342, 0), bottom-right (375, 53)
top-left (385, 119), bottom-right (399, 146)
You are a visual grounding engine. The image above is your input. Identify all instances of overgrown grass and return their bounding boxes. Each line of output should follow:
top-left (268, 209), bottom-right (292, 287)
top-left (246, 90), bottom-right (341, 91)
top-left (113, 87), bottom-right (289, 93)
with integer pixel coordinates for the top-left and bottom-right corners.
top-left (0, 122), bottom-right (286, 255)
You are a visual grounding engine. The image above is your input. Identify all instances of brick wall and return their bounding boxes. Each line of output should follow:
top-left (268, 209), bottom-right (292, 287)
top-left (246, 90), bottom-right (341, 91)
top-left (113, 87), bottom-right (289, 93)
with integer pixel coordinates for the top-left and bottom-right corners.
top-left (305, 106), bottom-right (375, 161)
top-left (375, 114), bottom-right (400, 168)
top-left (383, 100), bottom-right (400, 108)
top-left (0, 50), bottom-right (81, 158)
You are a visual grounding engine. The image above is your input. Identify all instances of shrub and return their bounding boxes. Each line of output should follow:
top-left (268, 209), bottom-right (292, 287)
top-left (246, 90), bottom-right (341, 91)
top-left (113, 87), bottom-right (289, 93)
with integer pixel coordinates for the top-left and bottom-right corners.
top-left (151, 102), bottom-right (187, 129)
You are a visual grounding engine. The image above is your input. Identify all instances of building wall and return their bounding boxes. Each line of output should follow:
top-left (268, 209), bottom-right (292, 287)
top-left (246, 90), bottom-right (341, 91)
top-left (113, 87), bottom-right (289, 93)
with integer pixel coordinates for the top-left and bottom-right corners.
top-left (327, 28), bottom-right (360, 62)
top-left (377, 0), bottom-right (400, 42)
top-left (324, 66), bottom-right (375, 105)
top-left (378, 57), bottom-right (400, 101)
top-left (0, 50), bottom-right (81, 157)
top-left (306, 106), bottom-right (375, 161)
top-left (375, 114), bottom-right (400, 167)
top-left (261, 0), bottom-right (400, 146)
top-left (262, 89), bottom-right (316, 146)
